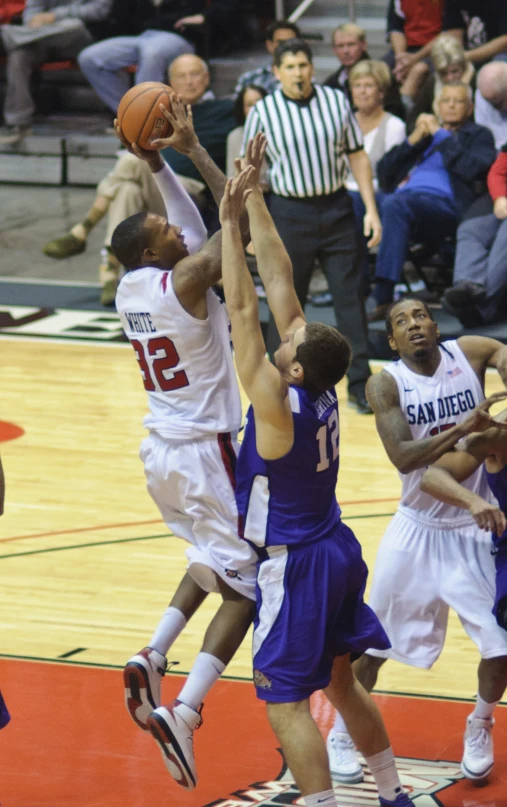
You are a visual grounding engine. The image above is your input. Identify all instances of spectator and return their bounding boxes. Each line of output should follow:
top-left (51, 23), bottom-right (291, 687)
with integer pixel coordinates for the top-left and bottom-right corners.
top-left (442, 0), bottom-right (507, 65)
top-left (233, 19), bottom-right (301, 97)
top-left (242, 39), bottom-right (382, 414)
top-left (406, 34), bottom-right (475, 132)
top-left (345, 60), bottom-right (406, 293)
top-left (0, 0), bottom-right (113, 145)
top-left (475, 62), bottom-right (507, 150)
top-left (226, 84), bottom-right (267, 180)
top-left (385, 0), bottom-right (444, 110)
top-left (369, 82), bottom-right (496, 319)
top-left (42, 54), bottom-right (236, 305)
top-left (324, 22), bottom-right (404, 119)
top-left (443, 143), bottom-right (507, 326)
top-left (78, 0), bottom-right (241, 114)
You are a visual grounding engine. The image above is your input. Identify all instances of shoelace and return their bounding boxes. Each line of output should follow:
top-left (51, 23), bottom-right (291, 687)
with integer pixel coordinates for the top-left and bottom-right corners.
top-left (468, 725), bottom-right (491, 749)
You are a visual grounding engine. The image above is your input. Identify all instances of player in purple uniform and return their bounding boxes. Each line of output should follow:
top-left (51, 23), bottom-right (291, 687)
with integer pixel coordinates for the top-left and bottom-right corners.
top-left (216, 136), bottom-right (410, 807)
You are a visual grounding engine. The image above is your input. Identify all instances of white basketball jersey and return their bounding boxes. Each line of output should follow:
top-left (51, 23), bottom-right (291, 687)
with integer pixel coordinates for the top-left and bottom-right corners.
top-left (386, 339), bottom-right (490, 521)
top-left (116, 266), bottom-right (241, 441)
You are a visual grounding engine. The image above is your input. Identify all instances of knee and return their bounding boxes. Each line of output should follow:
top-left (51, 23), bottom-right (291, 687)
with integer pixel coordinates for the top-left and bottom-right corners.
top-left (408, 62), bottom-right (430, 81)
top-left (77, 43), bottom-right (100, 71)
top-left (266, 700), bottom-right (307, 730)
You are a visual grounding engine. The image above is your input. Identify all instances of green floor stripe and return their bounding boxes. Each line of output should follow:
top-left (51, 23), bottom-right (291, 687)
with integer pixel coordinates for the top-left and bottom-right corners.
top-left (0, 532), bottom-right (171, 560)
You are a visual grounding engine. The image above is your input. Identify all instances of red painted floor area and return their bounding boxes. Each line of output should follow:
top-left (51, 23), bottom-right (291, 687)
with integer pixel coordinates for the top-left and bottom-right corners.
top-left (1, 658), bottom-right (507, 807)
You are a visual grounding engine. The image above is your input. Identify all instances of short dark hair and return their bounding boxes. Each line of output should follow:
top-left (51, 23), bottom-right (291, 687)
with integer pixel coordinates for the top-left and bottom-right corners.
top-left (233, 83), bottom-right (268, 125)
top-left (273, 38), bottom-right (313, 68)
top-left (296, 323), bottom-right (351, 393)
top-left (111, 212), bottom-right (152, 270)
top-left (266, 19), bottom-right (301, 41)
top-left (385, 298), bottom-right (435, 337)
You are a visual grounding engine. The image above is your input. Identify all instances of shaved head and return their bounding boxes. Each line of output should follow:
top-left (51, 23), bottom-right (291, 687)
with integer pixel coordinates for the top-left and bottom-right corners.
top-left (478, 62), bottom-right (507, 111)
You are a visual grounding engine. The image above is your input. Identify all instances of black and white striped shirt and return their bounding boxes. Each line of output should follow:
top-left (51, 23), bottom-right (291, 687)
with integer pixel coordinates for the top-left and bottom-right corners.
top-left (241, 85), bottom-right (364, 198)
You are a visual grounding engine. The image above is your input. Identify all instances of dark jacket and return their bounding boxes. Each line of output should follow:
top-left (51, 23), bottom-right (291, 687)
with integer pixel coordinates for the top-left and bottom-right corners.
top-left (105, 0), bottom-right (241, 43)
top-left (324, 52), bottom-right (405, 120)
top-left (377, 120), bottom-right (496, 217)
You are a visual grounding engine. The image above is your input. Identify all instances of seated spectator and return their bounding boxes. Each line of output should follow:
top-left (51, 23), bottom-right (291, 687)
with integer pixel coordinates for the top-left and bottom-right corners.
top-left (385, 0), bottom-right (444, 112)
top-left (42, 54), bottom-right (236, 305)
top-left (475, 62), bottom-right (507, 150)
top-left (442, 0), bottom-right (507, 65)
top-left (369, 82), bottom-right (496, 320)
top-left (407, 34), bottom-right (475, 132)
top-left (325, 22), bottom-right (404, 119)
top-left (78, 0), bottom-right (242, 114)
top-left (226, 84), bottom-right (267, 180)
top-left (0, 0), bottom-right (113, 145)
top-left (443, 143), bottom-right (507, 325)
top-left (345, 60), bottom-right (406, 291)
top-left (233, 19), bottom-right (300, 97)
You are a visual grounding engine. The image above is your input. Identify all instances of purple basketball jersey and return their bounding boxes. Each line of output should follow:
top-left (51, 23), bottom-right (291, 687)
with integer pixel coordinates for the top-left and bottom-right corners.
top-left (486, 466), bottom-right (507, 626)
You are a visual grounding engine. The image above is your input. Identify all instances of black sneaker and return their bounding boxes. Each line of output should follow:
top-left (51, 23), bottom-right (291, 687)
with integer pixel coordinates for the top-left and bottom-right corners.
top-left (348, 389), bottom-right (373, 415)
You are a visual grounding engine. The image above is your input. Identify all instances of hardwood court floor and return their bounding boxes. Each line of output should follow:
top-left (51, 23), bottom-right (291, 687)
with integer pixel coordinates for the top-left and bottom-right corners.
top-left (1, 336), bottom-right (507, 806)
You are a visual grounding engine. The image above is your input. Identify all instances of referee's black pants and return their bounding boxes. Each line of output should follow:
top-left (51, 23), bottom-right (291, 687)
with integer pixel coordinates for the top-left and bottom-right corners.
top-left (268, 190), bottom-right (371, 394)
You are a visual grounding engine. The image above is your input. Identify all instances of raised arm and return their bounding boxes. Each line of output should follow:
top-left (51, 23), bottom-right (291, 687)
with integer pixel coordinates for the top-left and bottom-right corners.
top-left (219, 169), bottom-right (293, 447)
top-left (241, 135), bottom-right (305, 340)
top-left (458, 335), bottom-right (507, 388)
top-left (366, 372), bottom-right (507, 474)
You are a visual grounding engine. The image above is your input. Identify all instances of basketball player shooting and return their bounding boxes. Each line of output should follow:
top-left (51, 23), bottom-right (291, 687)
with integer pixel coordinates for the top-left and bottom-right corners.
top-left (111, 95), bottom-right (265, 791)
top-left (218, 143), bottom-right (411, 807)
top-left (327, 298), bottom-right (507, 785)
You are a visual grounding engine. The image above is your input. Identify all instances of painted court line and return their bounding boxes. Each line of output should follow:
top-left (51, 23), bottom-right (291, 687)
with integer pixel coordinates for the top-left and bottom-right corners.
top-left (1, 500), bottom-right (400, 545)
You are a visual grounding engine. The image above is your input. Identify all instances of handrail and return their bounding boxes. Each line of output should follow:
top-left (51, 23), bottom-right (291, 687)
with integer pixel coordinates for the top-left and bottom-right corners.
top-left (277, 0), bottom-right (357, 23)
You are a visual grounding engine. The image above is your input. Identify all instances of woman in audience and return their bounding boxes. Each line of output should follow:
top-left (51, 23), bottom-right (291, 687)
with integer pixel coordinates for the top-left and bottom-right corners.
top-left (443, 142), bottom-right (507, 326)
top-left (407, 35), bottom-right (475, 132)
top-left (226, 83), bottom-right (267, 180)
top-left (345, 60), bottom-right (405, 293)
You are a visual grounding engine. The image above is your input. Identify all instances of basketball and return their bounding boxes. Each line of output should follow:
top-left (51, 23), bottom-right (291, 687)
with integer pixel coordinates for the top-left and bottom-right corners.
top-left (117, 82), bottom-right (173, 150)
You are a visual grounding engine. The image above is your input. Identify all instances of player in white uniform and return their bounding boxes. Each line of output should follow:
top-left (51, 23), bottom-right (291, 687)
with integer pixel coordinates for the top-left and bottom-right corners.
top-left (327, 298), bottom-right (507, 784)
top-left (111, 98), bottom-right (260, 791)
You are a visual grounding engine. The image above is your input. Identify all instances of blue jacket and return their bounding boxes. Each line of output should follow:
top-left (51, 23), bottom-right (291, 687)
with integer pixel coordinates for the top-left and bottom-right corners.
top-left (377, 121), bottom-right (497, 217)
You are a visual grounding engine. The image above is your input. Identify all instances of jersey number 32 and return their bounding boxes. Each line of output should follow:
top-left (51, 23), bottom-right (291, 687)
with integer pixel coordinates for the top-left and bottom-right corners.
top-left (131, 337), bottom-right (189, 392)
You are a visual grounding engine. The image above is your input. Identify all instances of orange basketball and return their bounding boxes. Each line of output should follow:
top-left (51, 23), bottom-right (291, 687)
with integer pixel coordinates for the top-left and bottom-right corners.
top-left (117, 82), bottom-right (173, 150)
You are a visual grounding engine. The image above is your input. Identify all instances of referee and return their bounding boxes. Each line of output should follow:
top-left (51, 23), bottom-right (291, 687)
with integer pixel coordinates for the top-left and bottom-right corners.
top-left (242, 39), bottom-right (382, 414)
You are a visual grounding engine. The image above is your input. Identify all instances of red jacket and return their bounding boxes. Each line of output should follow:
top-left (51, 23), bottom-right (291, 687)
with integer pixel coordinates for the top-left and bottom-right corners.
top-left (487, 147), bottom-right (507, 201)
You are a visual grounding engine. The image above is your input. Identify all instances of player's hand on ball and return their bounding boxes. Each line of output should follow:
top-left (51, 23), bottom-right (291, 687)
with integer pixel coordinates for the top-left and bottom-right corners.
top-left (113, 119), bottom-right (161, 164)
top-left (219, 167), bottom-right (255, 224)
top-left (151, 95), bottom-right (200, 155)
top-left (469, 496), bottom-right (507, 536)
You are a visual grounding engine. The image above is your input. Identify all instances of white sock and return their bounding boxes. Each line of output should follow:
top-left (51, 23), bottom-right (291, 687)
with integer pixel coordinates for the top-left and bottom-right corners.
top-left (365, 747), bottom-right (404, 802)
top-left (177, 652), bottom-right (226, 711)
top-left (331, 710), bottom-right (348, 735)
top-left (148, 606), bottom-right (187, 656)
top-left (305, 790), bottom-right (337, 807)
top-left (472, 693), bottom-right (499, 721)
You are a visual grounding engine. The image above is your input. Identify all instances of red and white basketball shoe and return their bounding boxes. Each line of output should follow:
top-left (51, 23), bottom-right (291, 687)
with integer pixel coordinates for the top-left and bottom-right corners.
top-left (123, 647), bottom-right (167, 730)
top-left (147, 700), bottom-right (203, 791)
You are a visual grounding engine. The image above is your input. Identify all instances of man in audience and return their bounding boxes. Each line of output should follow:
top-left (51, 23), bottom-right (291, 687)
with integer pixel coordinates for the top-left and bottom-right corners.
top-left (78, 0), bottom-right (241, 114)
top-left (475, 62), bottom-right (507, 150)
top-left (0, 0), bottom-right (113, 145)
top-left (42, 54), bottom-right (236, 305)
top-left (442, 0), bottom-right (507, 65)
top-left (234, 19), bottom-right (301, 97)
top-left (368, 82), bottom-right (496, 319)
top-left (443, 143), bottom-right (507, 326)
top-left (324, 22), bottom-right (403, 118)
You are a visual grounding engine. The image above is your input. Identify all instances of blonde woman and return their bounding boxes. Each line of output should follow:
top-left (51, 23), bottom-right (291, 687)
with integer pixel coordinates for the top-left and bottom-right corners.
top-left (346, 60), bottom-right (406, 292)
top-left (407, 35), bottom-right (475, 132)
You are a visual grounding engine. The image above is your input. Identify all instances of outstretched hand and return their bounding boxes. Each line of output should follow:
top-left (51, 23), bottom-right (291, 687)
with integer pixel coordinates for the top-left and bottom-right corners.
top-left (113, 119), bottom-right (163, 166)
top-left (234, 132), bottom-right (268, 189)
top-left (220, 166), bottom-right (255, 225)
top-left (150, 94), bottom-right (200, 155)
top-left (462, 391), bottom-right (507, 435)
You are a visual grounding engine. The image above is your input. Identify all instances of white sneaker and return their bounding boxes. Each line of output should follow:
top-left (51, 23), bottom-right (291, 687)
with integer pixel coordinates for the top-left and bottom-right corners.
top-left (147, 700), bottom-right (202, 791)
top-left (327, 730), bottom-right (364, 784)
top-left (461, 714), bottom-right (494, 780)
top-left (123, 647), bottom-right (167, 730)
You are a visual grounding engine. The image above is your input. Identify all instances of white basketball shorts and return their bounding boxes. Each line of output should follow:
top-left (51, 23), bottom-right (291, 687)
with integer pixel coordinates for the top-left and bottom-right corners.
top-left (366, 505), bottom-right (507, 668)
top-left (140, 431), bottom-right (258, 601)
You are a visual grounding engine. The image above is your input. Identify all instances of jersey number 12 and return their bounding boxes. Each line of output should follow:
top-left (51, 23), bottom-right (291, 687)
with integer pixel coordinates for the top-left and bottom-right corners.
top-left (316, 409), bottom-right (339, 472)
